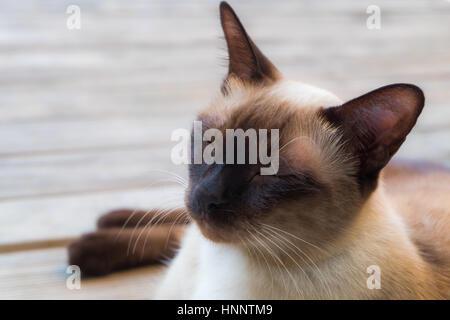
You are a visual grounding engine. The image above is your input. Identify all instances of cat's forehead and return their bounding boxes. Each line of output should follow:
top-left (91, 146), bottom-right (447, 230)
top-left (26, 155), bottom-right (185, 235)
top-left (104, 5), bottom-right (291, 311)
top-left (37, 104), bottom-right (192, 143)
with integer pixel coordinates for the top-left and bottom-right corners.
top-left (198, 79), bottom-right (342, 132)
top-left (269, 80), bottom-right (342, 108)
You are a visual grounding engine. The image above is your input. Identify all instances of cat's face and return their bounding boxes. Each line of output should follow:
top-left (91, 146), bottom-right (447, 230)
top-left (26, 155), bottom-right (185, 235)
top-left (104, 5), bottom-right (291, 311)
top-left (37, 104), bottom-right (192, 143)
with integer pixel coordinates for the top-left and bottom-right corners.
top-left (186, 80), bottom-right (354, 243)
top-left (186, 2), bottom-right (424, 246)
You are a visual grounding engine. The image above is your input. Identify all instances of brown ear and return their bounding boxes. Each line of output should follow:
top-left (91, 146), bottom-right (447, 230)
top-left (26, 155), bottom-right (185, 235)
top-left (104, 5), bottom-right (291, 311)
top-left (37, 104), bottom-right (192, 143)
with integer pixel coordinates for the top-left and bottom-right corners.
top-left (322, 84), bottom-right (424, 184)
top-left (219, 2), bottom-right (280, 86)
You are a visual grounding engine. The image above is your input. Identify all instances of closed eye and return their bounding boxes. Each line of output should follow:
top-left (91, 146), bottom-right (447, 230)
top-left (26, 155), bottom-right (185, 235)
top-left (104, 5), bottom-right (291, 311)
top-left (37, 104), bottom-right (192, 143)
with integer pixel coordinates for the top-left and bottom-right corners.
top-left (249, 172), bottom-right (290, 186)
top-left (251, 171), bottom-right (323, 194)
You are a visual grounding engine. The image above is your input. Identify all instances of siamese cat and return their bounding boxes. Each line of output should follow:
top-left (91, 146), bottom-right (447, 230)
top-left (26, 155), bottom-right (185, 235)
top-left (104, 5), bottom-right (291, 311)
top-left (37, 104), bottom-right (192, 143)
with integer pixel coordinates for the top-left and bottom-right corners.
top-left (69, 2), bottom-right (450, 299)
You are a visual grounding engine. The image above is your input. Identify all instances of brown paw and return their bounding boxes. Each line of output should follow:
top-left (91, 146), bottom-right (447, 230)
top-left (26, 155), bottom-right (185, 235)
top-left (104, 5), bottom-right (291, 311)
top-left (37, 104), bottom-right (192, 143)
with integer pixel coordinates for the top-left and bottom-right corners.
top-left (97, 209), bottom-right (137, 229)
top-left (97, 208), bottom-right (188, 229)
top-left (68, 230), bottom-right (120, 276)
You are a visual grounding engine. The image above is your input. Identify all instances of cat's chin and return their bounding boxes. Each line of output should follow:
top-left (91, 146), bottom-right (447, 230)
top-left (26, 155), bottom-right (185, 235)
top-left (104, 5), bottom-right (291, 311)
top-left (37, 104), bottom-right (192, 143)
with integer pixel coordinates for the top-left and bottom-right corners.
top-left (194, 218), bottom-right (240, 243)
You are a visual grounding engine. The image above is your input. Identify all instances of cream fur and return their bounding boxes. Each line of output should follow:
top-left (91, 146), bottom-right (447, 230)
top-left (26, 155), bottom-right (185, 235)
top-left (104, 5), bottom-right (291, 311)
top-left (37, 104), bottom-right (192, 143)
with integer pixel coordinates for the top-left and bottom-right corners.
top-left (154, 80), bottom-right (444, 299)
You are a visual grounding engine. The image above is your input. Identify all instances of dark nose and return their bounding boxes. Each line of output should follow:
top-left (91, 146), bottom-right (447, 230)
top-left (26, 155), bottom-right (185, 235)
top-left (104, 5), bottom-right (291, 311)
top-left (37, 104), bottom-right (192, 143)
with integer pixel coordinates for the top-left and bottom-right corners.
top-left (191, 186), bottom-right (228, 218)
top-left (189, 165), bottom-right (232, 218)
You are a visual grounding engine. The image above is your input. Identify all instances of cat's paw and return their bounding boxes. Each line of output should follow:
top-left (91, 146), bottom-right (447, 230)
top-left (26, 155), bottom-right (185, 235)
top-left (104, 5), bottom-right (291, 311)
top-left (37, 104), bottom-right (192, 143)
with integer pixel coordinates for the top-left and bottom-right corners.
top-left (97, 208), bottom-right (136, 229)
top-left (97, 208), bottom-right (185, 229)
top-left (67, 231), bottom-right (117, 276)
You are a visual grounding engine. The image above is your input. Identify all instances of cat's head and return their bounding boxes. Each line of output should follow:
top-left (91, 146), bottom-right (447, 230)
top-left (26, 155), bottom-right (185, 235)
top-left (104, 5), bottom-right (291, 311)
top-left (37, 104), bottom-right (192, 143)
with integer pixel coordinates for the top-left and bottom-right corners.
top-left (185, 2), bottom-right (424, 246)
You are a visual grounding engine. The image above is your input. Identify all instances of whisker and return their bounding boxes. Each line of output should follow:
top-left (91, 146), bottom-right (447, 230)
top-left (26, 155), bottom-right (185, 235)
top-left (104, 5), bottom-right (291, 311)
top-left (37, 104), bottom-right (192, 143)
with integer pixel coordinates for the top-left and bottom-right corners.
top-left (261, 225), bottom-right (333, 297)
top-left (132, 205), bottom-right (185, 255)
top-left (279, 135), bottom-right (310, 152)
top-left (254, 227), bottom-right (304, 297)
top-left (263, 226), bottom-right (325, 294)
top-left (147, 169), bottom-right (188, 187)
top-left (261, 223), bottom-right (328, 254)
top-left (126, 199), bottom-right (182, 255)
top-left (162, 209), bottom-right (189, 250)
top-left (115, 178), bottom-right (185, 239)
top-left (244, 226), bottom-right (275, 298)
top-left (140, 208), bottom-right (188, 260)
top-left (248, 224), bottom-right (294, 298)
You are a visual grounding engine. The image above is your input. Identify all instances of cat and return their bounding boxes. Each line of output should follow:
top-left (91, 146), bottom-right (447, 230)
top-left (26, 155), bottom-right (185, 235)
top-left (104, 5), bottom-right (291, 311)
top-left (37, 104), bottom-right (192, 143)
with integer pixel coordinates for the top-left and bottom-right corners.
top-left (68, 2), bottom-right (450, 299)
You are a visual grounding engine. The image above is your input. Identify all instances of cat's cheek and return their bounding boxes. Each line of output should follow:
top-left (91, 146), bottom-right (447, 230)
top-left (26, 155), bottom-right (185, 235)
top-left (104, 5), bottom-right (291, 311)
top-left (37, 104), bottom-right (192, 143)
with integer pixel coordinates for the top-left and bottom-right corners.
top-left (249, 174), bottom-right (279, 186)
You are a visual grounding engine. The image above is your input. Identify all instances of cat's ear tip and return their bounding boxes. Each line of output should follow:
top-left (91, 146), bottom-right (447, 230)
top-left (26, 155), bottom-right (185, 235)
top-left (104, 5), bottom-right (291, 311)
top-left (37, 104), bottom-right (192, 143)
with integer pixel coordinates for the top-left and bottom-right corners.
top-left (219, 1), bottom-right (233, 16)
top-left (219, 2), bottom-right (238, 27)
top-left (219, 1), bottom-right (231, 10)
top-left (383, 83), bottom-right (425, 109)
top-left (388, 82), bottom-right (424, 95)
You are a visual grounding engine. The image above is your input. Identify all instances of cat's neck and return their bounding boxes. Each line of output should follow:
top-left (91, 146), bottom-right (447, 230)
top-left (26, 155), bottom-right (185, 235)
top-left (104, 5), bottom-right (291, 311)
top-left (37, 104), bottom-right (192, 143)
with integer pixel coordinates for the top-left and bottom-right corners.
top-left (327, 186), bottom-right (440, 298)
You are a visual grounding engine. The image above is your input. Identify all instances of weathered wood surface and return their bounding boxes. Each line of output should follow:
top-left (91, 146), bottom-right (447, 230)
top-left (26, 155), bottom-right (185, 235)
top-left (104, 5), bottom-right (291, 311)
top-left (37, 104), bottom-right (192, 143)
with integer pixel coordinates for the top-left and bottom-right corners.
top-left (0, 186), bottom-right (184, 247)
top-left (0, 248), bottom-right (164, 299)
top-left (0, 0), bottom-right (449, 299)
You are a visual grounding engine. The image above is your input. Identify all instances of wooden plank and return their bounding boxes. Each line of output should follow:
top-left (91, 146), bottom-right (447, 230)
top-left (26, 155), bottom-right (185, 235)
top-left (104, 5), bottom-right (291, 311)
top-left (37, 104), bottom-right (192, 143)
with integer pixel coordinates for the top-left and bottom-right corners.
top-left (0, 117), bottom-right (191, 155)
top-left (0, 247), bottom-right (165, 299)
top-left (0, 146), bottom-right (187, 200)
top-left (0, 185), bottom-right (185, 247)
top-left (0, 0), bottom-right (448, 124)
top-left (0, 238), bottom-right (75, 254)
top-left (395, 131), bottom-right (450, 164)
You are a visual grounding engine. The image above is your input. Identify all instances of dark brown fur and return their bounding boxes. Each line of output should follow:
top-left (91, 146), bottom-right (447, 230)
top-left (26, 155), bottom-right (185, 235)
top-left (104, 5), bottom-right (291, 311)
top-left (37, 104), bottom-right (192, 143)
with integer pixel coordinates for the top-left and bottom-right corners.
top-left (68, 209), bottom-right (186, 276)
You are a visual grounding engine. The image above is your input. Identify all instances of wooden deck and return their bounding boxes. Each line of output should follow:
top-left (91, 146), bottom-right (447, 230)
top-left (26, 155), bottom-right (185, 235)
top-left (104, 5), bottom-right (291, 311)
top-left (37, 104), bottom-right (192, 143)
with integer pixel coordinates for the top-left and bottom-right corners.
top-left (1, 0), bottom-right (449, 299)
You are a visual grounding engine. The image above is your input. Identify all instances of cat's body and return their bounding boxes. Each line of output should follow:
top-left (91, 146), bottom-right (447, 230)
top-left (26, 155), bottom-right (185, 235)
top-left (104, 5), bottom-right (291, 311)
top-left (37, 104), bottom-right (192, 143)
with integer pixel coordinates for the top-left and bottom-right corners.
top-left (155, 80), bottom-right (448, 300)
top-left (156, 176), bottom-right (449, 299)
top-left (68, 2), bottom-right (449, 299)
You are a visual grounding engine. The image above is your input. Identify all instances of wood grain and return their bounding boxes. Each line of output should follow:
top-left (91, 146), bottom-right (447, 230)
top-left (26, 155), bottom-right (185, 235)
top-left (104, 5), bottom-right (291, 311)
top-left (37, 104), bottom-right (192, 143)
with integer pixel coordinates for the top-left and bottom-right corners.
top-left (0, 248), bottom-right (164, 299)
top-left (0, 186), bottom-right (184, 247)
